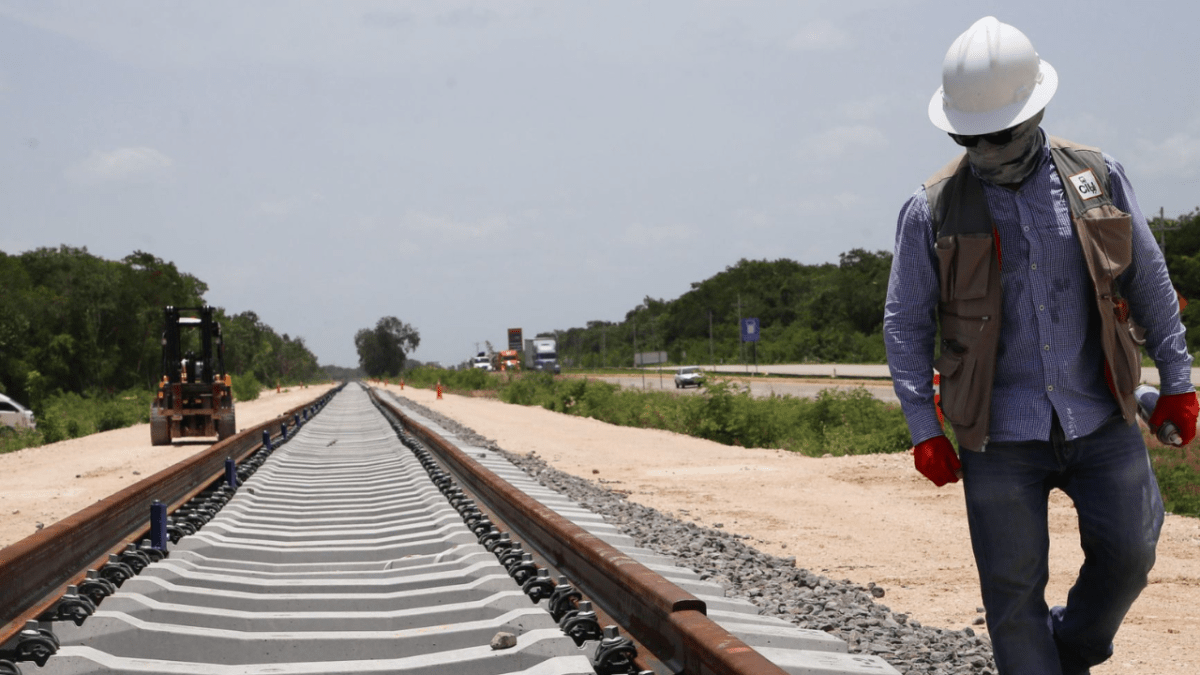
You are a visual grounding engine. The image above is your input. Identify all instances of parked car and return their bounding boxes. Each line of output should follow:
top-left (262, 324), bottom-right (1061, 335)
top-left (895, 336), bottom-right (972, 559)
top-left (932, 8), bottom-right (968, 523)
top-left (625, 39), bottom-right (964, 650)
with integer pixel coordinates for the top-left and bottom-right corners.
top-left (674, 366), bottom-right (705, 389)
top-left (0, 393), bottom-right (36, 431)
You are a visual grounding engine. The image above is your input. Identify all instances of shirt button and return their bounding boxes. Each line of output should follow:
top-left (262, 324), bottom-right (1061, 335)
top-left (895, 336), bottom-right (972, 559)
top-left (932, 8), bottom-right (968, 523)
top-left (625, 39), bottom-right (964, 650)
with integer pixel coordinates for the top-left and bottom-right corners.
top-left (1023, 226), bottom-right (1030, 231)
top-left (1039, 304), bottom-right (1045, 310)
top-left (1047, 385), bottom-right (1054, 391)
top-left (1044, 344), bottom-right (1051, 351)
top-left (1031, 263), bottom-right (1038, 270)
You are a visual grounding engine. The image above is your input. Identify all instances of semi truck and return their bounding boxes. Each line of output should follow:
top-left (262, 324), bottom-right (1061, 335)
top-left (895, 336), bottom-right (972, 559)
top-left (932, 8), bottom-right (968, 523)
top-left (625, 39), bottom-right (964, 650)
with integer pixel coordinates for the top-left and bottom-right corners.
top-left (524, 337), bottom-right (560, 374)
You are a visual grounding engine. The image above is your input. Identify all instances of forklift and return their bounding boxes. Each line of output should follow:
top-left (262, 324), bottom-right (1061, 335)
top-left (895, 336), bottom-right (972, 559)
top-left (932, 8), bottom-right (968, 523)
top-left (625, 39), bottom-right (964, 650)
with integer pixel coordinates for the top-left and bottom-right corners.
top-left (149, 306), bottom-right (236, 445)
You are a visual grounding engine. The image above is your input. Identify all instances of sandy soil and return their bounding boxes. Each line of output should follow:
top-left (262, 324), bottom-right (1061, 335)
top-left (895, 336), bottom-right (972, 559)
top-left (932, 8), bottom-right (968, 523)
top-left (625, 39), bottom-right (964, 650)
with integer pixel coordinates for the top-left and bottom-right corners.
top-left (0, 384), bottom-right (337, 547)
top-left (1, 380), bottom-right (1195, 673)
top-left (375, 382), bottom-right (1198, 675)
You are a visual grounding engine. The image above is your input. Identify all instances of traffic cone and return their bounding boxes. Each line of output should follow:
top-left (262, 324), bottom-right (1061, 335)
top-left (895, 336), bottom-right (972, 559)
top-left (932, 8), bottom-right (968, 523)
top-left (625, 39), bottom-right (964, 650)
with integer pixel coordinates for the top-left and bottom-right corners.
top-left (436, 381), bottom-right (443, 400)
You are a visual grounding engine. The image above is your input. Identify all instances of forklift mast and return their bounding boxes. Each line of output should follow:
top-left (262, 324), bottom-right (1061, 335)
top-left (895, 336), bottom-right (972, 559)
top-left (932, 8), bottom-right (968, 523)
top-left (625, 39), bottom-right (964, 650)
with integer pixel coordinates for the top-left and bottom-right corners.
top-left (161, 306), bottom-right (227, 384)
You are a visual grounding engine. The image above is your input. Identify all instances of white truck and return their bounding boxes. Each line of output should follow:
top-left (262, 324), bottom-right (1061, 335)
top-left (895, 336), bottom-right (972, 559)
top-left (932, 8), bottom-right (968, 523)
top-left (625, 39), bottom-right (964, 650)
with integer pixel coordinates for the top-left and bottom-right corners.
top-left (471, 352), bottom-right (493, 371)
top-left (524, 338), bottom-right (560, 374)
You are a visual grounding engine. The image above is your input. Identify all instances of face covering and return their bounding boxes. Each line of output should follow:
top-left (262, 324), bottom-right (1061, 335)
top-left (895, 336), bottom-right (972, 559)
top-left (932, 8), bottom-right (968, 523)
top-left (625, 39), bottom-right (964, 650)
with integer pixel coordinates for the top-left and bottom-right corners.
top-left (965, 109), bottom-right (1045, 186)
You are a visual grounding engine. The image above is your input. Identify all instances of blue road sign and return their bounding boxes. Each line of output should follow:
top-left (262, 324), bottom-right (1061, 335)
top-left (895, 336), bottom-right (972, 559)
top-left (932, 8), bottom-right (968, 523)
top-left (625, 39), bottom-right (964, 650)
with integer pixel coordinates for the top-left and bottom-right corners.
top-left (741, 318), bottom-right (760, 342)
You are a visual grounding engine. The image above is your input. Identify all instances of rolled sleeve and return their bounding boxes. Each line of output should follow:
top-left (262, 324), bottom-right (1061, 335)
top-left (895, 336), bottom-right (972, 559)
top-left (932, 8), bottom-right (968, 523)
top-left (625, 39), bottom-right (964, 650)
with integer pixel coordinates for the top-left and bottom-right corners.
top-left (884, 189), bottom-right (945, 444)
top-left (1107, 157), bottom-right (1196, 394)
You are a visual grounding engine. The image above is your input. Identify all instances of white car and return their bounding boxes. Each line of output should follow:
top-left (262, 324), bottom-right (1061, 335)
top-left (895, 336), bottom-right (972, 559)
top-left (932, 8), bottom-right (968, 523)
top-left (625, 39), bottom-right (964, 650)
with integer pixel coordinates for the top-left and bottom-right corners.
top-left (471, 355), bottom-right (493, 371)
top-left (674, 366), bottom-right (705, 389)
top-left (0, 393), bottom-right (36, 431)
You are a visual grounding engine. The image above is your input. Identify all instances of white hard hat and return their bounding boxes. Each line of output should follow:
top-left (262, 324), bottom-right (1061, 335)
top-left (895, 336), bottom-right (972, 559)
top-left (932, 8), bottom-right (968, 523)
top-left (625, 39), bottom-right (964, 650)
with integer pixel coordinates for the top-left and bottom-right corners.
top-left (928, 16), bottom-right (1057, 135)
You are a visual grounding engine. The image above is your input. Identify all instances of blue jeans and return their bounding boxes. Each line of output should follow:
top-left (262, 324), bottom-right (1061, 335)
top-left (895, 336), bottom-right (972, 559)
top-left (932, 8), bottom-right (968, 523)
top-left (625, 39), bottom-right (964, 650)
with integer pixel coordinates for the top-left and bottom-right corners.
top-left (959, 413), bottom-right (1164, 675)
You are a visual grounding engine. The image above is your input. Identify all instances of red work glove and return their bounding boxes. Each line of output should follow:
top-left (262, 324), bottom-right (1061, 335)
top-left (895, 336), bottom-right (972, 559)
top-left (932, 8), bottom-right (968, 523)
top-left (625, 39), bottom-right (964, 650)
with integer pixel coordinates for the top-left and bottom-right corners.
top-left (913, 435), bottom-right (961, 487)
top-left (1149, 391), bottom-right (1199, 446)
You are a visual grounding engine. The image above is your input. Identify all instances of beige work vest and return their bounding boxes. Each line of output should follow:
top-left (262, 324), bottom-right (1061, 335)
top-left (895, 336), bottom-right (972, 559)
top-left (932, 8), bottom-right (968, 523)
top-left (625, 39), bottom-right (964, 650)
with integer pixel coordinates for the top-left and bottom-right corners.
top-left (923, 136), bottom-right (1141, 451)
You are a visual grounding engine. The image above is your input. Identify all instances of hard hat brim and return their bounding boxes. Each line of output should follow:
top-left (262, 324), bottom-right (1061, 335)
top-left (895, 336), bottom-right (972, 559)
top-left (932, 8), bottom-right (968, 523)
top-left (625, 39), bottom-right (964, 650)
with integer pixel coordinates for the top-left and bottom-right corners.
top-left (928, 60), bottom-right (1058, 135)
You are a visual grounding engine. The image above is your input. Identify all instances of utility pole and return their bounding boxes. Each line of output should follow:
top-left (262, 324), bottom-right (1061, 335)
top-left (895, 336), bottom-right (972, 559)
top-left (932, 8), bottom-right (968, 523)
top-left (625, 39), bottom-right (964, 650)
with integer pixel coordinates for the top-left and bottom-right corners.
top-left (737, 294), bottom-right (744, 366)
top-left (1149, 206), bottom-right (1180, 257)
top-left (634, 322), bottom-right (644, 389)
top-left (654, 320), bottom-right (662, 389)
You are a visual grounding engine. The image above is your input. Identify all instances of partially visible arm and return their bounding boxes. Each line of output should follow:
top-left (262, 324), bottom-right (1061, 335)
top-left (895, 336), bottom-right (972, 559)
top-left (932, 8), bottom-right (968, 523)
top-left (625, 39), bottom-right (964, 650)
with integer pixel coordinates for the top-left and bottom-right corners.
top-left (884, 190), bottom-right (945, 444)
top-left (1107, 157), bottom-right (1195, 395)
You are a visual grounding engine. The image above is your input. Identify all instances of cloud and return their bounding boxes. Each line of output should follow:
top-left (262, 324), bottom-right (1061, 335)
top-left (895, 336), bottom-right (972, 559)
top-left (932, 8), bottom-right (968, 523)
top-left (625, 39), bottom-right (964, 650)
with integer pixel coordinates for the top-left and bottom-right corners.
top-left (786, 20), bottom-right (850, 51)
top-left (1134, 130), bottom-right (1200, 178)
top-left (252, 192), bottom-right (327, 218)
top-left (793, 191), bottom-right (863, 213)
top-left (837, 96), bottom-right (891, 122)
top-left (801, 125), bottom-right (888, 161)
top-left (436, 7), bottom-right (498, 28)
top-left (619, 222), bottom-right (695, 246)
top-left (361, 10), bottom-right (412, 29)
top-left (64, 146), bottom-right (173, 184)
top-left (404, 211), bottom-right (512, 241)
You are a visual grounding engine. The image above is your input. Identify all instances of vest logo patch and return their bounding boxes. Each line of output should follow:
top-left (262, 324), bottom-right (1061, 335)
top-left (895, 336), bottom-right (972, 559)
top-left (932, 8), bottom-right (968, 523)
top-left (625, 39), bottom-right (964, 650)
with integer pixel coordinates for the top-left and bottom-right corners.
top-left (1069, 170), bottom-right (1103, 201)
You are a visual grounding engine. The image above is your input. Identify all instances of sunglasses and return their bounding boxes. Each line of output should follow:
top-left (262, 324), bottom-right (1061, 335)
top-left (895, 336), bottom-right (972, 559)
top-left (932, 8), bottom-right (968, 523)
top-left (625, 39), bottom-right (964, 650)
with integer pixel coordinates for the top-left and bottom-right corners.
top-left (948, 124), bottom-right (1019, 148)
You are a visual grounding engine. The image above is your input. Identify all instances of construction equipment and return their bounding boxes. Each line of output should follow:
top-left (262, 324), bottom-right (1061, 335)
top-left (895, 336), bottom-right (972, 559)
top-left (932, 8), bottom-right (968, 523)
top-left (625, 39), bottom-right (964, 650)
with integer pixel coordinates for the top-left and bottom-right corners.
top-left (149, 306), bottom-right (235, 445)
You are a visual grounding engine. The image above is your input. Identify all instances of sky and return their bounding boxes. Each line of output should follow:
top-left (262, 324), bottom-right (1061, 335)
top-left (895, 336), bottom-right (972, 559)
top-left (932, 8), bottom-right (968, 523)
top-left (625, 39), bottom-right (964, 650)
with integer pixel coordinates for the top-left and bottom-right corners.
top-left (2, 1), bottom-right (1198, 368)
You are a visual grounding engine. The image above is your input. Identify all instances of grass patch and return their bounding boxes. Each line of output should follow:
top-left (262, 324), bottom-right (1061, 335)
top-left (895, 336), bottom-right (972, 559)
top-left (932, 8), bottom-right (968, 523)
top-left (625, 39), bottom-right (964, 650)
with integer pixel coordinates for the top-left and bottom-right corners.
top-left (489, 373), bottom-right (911, 457)
top-left (1147, 433), bottom-right (1200, 517)
top-left (0, 388), bottom-right (155, 454)
top-left (404, 366), bottom-right (505, 393)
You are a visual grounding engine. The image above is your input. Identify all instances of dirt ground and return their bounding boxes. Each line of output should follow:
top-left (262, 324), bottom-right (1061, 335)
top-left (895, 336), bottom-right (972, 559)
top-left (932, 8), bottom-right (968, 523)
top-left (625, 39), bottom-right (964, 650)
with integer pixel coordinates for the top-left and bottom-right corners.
top-left (375, 382), bottom-right (1198, 675)
top-left (1, 380), bottom-right (1195, 673)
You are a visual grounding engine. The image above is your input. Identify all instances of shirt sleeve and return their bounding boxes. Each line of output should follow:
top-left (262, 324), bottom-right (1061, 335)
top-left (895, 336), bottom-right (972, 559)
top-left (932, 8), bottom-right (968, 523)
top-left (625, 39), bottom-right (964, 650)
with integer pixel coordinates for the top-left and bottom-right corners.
top-left (1106, 156), bottom-right (1196, 394)
top-left (884, 189), bottom-right (945, 445)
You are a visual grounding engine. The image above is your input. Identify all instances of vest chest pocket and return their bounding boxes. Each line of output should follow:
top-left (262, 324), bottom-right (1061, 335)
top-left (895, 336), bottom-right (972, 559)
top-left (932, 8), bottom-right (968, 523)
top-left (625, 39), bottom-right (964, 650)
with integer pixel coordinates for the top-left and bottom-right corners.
top-left (936, 234), bottom-right (993, 302)
top-left (1077, 213), bottom-right (1132, 286)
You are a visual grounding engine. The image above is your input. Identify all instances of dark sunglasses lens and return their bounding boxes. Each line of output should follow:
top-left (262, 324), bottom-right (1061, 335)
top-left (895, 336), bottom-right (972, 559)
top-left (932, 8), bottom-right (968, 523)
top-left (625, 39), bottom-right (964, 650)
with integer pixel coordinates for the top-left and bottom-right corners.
top-left (949, 133), bottom-right (979, 147)
top-left (982, 128), bottom-right (1016, 145)
top-left (949, 126), bottom-right (1017, 148)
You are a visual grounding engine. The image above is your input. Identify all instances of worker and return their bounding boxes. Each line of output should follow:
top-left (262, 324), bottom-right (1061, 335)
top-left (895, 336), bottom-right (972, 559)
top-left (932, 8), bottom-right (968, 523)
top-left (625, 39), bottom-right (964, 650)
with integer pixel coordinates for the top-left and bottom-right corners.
top-left (883, 17), bottom-right (1197, 675)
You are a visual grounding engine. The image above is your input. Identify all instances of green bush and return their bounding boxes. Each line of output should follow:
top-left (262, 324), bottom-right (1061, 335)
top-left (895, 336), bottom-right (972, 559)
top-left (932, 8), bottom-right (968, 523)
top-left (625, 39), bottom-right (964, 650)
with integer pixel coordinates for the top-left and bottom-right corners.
top-left (232, 374), bottom-right (263, 402)
top-left (490, 372), bottom-right (911, 457)
top-left (96, 402), bottom-right (131, 432)
top-left (404, 366), bottom-right (505, 392)
top-left (1149, 441), bottom-right (1200, 517)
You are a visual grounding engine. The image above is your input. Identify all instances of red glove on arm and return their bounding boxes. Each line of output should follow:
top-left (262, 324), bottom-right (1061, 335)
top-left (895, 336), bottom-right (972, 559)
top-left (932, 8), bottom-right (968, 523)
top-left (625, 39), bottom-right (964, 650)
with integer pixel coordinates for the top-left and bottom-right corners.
top-left (913, 435), bottom-right (961, 486)
top-left (1149, 391), bottom-right (1199, 446)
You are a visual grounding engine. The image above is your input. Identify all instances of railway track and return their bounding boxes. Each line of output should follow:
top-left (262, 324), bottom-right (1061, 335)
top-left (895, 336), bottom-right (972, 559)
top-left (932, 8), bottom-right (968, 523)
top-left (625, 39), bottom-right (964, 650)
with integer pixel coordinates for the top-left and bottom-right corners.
top-left (0, 383), bottom-right (900, 675)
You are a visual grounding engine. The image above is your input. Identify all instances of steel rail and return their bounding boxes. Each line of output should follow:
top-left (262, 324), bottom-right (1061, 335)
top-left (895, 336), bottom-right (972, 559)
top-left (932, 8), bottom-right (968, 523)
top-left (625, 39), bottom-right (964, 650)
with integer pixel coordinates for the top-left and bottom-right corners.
top-left (371, 390), bottom-right (792, 675)
top-left (0, 387), bottom-right (338, 648)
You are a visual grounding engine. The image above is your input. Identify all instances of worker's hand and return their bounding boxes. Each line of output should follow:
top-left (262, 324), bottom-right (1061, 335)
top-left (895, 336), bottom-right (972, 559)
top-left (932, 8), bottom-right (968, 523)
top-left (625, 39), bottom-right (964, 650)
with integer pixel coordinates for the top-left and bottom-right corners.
top-left (913, 435), bottom-right (961, 487)
top-left (1149, 391), bottom-right (1199, 446)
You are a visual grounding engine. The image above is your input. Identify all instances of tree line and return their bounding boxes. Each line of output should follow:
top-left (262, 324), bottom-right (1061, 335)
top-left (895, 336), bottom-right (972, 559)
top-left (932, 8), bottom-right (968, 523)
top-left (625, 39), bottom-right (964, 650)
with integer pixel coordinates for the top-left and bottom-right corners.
top-left (551, 248), bottom-right (893, 368)
top-left (1156, 208), bottom-right (1200, 355)
top-left (548, 208), bottom-right (1200, 369)
top-left (0, 246), bottom-right (322, 409)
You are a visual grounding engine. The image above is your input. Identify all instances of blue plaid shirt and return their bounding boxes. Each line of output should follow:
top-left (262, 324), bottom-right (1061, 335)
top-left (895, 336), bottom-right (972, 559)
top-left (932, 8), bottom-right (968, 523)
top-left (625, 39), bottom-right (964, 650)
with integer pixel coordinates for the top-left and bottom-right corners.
top-left (885, 134), bottom-right (1194, 446)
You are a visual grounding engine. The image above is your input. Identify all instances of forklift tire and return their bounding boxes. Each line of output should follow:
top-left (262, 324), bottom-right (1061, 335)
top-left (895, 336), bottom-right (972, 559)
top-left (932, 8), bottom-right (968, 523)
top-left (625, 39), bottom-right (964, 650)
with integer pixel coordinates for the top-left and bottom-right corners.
top-left (150, 416), bottom-right (171, 446)
top-left (217, 413), bottom-right (237, 441)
